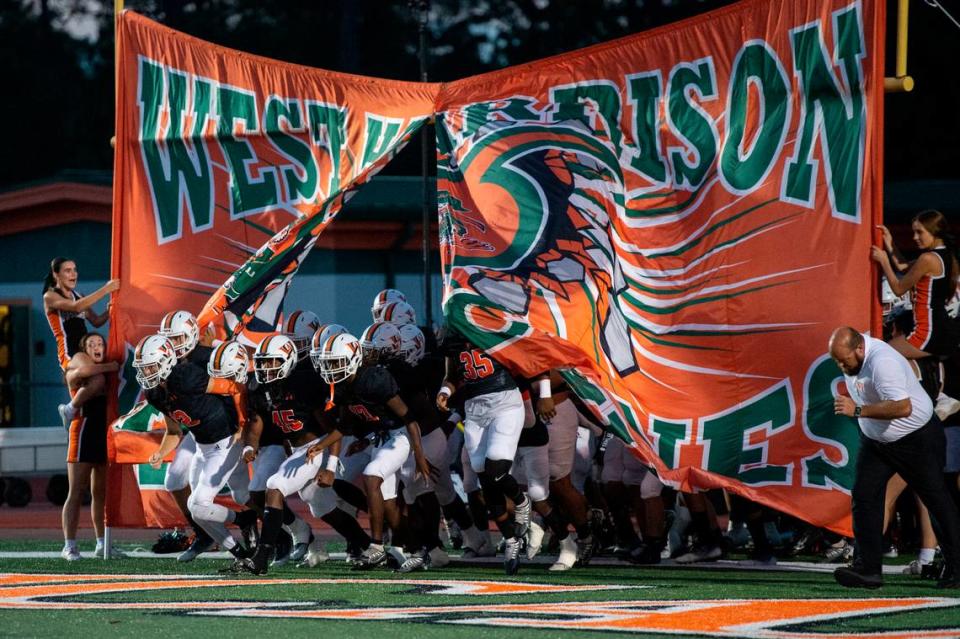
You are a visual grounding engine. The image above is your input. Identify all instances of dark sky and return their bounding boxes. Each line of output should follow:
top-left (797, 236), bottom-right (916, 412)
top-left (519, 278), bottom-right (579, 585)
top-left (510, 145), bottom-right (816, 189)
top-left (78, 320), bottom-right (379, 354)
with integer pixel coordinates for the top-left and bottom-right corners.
top-left (2, 0), bottom-right (957, 187)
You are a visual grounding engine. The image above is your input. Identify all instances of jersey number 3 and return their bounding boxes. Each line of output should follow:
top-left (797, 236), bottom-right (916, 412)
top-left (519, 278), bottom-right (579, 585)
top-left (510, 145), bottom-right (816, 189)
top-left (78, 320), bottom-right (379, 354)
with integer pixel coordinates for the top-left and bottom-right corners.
top-left (459, 349), bottom-right (495, 380)
top-left (272, 409), bottom-right (304, 434)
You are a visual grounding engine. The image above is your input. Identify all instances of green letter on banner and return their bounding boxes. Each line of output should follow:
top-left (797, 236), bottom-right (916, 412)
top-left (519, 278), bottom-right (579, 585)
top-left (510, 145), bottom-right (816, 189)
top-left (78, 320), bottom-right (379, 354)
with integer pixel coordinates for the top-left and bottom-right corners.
top-left (720, 42), bottom-right (790, 193)
top-left (784, 4), bottom-right (866, 219)
top-left (138, 58), bottom-right (215, 244)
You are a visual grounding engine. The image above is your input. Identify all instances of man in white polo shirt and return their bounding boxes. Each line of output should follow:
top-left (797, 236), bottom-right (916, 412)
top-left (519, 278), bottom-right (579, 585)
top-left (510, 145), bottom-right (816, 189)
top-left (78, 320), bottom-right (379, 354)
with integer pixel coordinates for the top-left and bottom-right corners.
top-left (829, 326), bottom-right (960, 589)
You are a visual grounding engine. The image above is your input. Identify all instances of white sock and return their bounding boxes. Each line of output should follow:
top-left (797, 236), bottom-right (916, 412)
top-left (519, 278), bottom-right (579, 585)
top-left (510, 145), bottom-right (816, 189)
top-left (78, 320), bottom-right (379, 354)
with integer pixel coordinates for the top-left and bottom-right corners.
top-left (222, 537), bottom-right (237, 551)
top-left (286, 517), bottom-right (311, 545)
top-left (64, 540), bottom-right (77, 551)
top-left (919, 547), bottom-right (936, 564)
top-left (95, 537), bottom-right (104, 547)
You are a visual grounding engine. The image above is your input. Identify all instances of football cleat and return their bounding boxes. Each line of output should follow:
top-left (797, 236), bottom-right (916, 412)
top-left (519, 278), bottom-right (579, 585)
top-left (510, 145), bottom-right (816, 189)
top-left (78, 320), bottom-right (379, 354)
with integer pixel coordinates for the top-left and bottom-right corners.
top-left (526, 520), bottom-right (545, 560)
top-left (270, 530), bottom-right (293, 567)
top-left (177, 535), bottom-right (216, 563)
top-left (352, 544), bottom-right (388, 571)
top-left (298, 537), bottom-right (329, 568)
top-left (576, 534), bottom-right (595, 566)
top-left (397, 550), bottom-right (430, 573)
top-left (385, 546), bottom-right (408, 570)
top-left (241, 545), bottom-right (272, 575)
top-left (513, 495), bottom-right (532, 538)
top-left (503, 537), bottom-right (522, 576)
top-left (550, 536), bottom-right (578, 572)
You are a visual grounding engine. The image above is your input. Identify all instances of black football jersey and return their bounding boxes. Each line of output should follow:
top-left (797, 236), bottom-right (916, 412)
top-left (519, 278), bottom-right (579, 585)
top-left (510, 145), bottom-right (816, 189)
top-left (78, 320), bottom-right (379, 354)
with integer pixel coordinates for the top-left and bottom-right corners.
top-left (453, 347), bottom-right (517, 400)
top-left (336, 365), bottom-right (402, 438)
top-left (387, 359), bottom-right (443, 436)
top-left (254, 364), bottom-right (327, 441)
top-left (146, 359), bottom-right (236, 444)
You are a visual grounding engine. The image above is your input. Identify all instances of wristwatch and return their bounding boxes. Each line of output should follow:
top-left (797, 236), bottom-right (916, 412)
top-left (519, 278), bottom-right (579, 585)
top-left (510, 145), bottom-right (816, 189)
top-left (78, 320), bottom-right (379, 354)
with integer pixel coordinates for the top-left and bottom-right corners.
top-left (853, 405), bottom-right (862, 418)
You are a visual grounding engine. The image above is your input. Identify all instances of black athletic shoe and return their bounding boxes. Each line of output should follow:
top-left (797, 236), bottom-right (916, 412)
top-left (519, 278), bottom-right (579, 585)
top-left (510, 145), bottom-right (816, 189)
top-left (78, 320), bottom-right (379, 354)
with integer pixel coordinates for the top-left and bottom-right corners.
top-left (834, 566), bottom-right (883, 589)
top-left (241, 545), bottom-right (273, 576)
top-left (629, 543), bottom-right (662, 565)
top-left (503, 537), bottom-right (522, 576)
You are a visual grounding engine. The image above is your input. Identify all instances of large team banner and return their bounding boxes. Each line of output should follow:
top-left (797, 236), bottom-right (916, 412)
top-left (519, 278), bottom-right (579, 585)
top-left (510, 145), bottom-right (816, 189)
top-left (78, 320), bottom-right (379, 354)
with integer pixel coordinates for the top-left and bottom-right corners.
top-left (107, 11), bottom-right (436, 526)
top-left (108, 0), bottom-right (883, 534)
top-left (436, 0), bottom-right (884, 533)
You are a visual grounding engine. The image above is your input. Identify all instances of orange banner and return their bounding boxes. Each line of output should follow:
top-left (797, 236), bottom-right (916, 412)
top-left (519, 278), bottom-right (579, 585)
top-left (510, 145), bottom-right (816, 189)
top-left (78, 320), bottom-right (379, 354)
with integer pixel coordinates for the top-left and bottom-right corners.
top-left (107, 11), bottom-right (437, 526)
top-left (435, 0), bottom-right (884, 534)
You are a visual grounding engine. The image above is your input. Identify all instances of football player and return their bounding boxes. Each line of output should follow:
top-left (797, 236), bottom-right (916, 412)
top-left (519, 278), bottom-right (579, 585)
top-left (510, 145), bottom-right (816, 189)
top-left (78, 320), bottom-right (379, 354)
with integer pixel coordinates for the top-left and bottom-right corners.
top-left (240, 334), bottom-right (371, 575)
top-left (308, 332), bottom-right (432, 570)
top-left (135, 334), bottom-right (258, 566)
top-left (436, 329), bottom-right (531, 575)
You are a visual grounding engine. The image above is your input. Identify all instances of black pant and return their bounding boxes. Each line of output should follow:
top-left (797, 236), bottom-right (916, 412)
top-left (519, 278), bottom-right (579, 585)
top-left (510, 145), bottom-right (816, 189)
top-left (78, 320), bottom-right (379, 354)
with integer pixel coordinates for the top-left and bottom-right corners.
top-left (852, 417), bottom-right (960, 573)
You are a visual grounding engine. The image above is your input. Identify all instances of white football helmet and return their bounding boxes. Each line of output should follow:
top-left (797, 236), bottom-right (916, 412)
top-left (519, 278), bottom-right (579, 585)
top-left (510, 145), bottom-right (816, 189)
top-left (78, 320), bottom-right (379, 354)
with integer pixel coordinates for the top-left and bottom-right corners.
top-left (254, 334), bottom-right (298, 384)
top-left (208, 340), bottom-right (249, 384)
top-left (133, 334), bottom-right (177, 389)
top-left (283, 310), bottom-right (321, 357)
top-left (380, 300), bottom-right (417, 326)
top-left (158, 310), bottom-right (199, 359)
top-left (359, 321), bottom-right (402, 363)
top-left (309, 323), bottom-right (348, 369)
top-left (880, 277), bottom-right (911, 317)
top-left (371, 288), bottom-right (407, 321)
top-left (398, 324), bottom-right (426, 366)
top-left (315, 332), bottom-right (362, 384)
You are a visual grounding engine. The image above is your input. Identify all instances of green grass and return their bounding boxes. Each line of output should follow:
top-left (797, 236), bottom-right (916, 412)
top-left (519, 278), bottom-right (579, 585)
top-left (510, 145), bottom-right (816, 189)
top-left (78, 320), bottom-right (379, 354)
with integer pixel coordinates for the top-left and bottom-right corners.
top-left (0, 543), bottom-right (958, 639)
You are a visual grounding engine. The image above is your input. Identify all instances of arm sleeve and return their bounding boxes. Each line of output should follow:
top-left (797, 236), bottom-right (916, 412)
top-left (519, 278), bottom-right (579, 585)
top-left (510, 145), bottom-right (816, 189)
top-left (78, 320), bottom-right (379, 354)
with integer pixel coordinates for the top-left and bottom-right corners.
top-left (872, 357), bottom-right (911, 402)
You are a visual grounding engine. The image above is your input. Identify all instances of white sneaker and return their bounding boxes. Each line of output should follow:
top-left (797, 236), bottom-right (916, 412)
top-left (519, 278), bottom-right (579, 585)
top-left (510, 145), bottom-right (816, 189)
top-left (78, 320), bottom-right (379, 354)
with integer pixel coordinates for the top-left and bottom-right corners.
top-left (94, 544), bottom-right (127, 559)
top-left (58, 403), bottom-right (77, 430)
top-left (61, 547), bottom-right (81, 561)
top-left (428, 546), bottom-right (450, 568)
top-left (903, 559), bottom-right (931, 575)
top-left (549, 536), bottom-right (577, 572)
top-left (298, 537), bottom-right (329, 568)
top-left (397, 551), bottom-right (430, 573)
top-left (526, 520), bottom-right (545, 560)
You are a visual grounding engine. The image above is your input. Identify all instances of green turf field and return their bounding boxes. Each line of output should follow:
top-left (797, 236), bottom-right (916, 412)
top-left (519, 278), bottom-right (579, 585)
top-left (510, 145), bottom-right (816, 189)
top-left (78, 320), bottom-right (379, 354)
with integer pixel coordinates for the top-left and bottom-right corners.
top-left (1, 540), bottom-right (958, 639)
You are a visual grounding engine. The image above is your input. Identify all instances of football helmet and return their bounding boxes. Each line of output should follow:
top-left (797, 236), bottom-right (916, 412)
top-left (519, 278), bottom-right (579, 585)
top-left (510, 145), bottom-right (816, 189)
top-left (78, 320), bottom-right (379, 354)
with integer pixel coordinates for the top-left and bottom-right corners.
top-left (314, 333), bottom-right (362, 384)
top-left (371, 288), bottom-right (407, 321)
top-left (254, 334), bottom-right (298, 384)
top-left (310, 323), bottom-right (348, 369)
top-left (133, 334), bottom-right (177, 389)
top-left (158, 310), bottom-right (199, 359)
top-left (880, 277), bottom-right (911, 317)
top-left (359, 321), bottom-right (402, 363)
top-left (380, 300), bottom-right (417, 326)
top-left (283, 310), bottom-right (321, 357)
top-left (398, 324), bottom-right (426, 366)
top-left (208, 340), bottom-right (249, 384)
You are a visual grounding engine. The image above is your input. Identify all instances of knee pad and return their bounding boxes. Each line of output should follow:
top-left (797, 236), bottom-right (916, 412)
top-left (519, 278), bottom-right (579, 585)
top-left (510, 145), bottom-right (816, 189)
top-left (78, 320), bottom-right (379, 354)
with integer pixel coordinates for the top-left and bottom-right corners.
top-left (186, 493), bottom-right (216, 521)
top-left (485, 458), bottom-right (513, 482)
